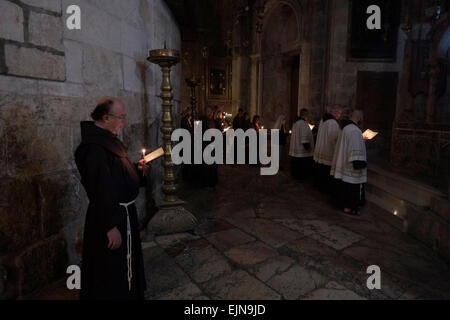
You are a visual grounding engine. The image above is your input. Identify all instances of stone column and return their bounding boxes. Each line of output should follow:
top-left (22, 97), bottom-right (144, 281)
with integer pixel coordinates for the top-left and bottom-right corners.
top-left (249, 54), bottom-right (261, 117)
top-left (257, 59), bottom-right (264, 116)
top-left (395, 30), bottom-right (414, 125)
top-left (426, 62), bottom-right (440, 124)
top-left (232, 55), bottom-right (242, 115)
top-left (299, 44), bottom-right (311, 110)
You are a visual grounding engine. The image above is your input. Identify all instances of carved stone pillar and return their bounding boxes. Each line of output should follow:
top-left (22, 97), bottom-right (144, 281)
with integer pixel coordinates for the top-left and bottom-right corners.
top-left (395, 36), bottom-right (415, 126)
top-left (249, 54), bottom-right (261, 117)
top-left (426, 62), bottom-right (440, 124)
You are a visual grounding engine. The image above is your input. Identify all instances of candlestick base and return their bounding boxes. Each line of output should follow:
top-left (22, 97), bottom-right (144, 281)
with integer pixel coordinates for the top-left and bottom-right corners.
top-left (146, 200), bottom-right (197, 235)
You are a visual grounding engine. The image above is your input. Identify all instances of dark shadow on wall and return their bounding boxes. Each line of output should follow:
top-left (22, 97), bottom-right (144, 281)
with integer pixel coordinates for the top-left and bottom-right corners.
top-left (0, 106), bottom-right (68, 299)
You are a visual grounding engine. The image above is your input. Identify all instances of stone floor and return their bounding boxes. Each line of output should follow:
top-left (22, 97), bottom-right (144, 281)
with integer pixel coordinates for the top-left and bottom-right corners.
top-left (142, 165), bottom-right (450, 300)
top-left (29, 165), bottom-right (450, 300)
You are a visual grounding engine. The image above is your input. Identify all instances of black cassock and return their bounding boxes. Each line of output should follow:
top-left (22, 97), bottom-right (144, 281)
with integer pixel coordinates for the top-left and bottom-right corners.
top-left (200, 117), bottom-right (219, 187)
top-left (74, 122), bottom-right (146, 300)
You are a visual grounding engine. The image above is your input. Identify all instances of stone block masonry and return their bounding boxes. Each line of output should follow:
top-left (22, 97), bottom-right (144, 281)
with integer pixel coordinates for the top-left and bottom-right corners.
top-left (29, 11), bottom-right (64, 51)
top-left (0, 1), bottom-right (24, 42)
top-left (5, 44), bottom-right (65, 80)
top-left (0, 0), bottom-right (65, 81)
top-left (21, 0), bottom-right (61, 13)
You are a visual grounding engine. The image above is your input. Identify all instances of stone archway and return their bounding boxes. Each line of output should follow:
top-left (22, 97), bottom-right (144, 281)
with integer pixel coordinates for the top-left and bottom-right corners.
top-left (259, 1), bottom-right (302, 128)
top-left (261, 0), bottom-right (303, 47)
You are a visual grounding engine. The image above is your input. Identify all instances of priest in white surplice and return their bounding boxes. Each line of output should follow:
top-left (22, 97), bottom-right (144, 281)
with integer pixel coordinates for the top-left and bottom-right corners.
top-left (330, 109), bottom-right (367, 215)
top-left (313, 104), bottom-right (343, 192)
top-left (289, 109), bottom-right (314, 179)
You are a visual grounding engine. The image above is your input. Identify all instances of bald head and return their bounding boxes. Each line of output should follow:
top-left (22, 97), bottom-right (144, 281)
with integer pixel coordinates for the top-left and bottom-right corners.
top-left (329, 104), bottom-right (343, 120)
top-left (350, 109), bottom-right (364, 125)
top-left (92, 97), bottom-right (127, 135)
top-left (205, 107), bottom-right (214, 119)
top-left (300, 108), bottom-right (309, 119)
top-left (97, 96), bottom-right (115, 105)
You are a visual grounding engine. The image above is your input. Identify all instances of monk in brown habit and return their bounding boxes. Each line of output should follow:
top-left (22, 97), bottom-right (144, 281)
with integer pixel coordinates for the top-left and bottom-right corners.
top-left (74, 97), bottom-right (149, 300)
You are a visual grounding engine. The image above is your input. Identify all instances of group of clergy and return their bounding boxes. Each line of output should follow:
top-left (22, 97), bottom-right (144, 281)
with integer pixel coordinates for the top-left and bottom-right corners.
top-left (180, 104), bottom-right (368, 215)
top-left (180, 107), bottom-right (220, 188)
top-left (233, 108), bottom-right (263, 132)
top-left (289, 105), bottom-right (368, 216)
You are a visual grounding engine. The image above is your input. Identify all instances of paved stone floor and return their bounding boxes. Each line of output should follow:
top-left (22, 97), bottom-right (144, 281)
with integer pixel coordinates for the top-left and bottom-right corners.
top-left (141, 165), bottom-right (450, 300)
top-left (29, 165), bottom-right (450, 300)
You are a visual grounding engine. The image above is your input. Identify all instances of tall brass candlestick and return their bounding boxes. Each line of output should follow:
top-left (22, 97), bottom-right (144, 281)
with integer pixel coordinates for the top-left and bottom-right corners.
top-left (186, 76), bottom-right (201, 120)
top-left (148, 48), bottom-right (179, 203)
top-left (146, 46), bottom-right (197, 235)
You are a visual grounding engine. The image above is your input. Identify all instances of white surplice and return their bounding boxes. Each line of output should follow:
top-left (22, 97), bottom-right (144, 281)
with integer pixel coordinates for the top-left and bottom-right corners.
top-left (289, 119), bottom-right (314, 158)
top-left (330, 123), bottom-right (367, 184)
top-left (313, 118), bottom-right (341, 166)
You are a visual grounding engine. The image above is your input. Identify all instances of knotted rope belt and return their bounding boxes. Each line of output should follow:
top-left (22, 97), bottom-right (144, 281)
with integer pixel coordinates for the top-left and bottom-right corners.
top-left (119, 199), bottom-right (136, 292)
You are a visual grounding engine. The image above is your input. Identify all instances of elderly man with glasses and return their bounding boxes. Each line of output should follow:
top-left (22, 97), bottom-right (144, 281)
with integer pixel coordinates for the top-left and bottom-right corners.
top-left (74, 97), bottom-right (149, 300)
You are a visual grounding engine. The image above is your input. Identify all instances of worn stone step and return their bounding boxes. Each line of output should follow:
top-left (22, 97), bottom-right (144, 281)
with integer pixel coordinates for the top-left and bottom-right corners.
top-left (405, 204), bottom-right (450, 265)
top-left (367, 164), bottom-right (444, 207)
top-left (366, 169), bottom-right (450, 265)
top-left (365, 183), bottom-right (406, 232)
top-left (430, 197), bottom-right (450, 223)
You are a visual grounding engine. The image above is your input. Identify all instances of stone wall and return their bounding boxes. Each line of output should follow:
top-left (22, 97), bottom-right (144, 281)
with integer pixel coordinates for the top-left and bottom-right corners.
top-left (325, 0), bottom-right (406, 108)
top-left (0, 0), bottom-right (181, 299)
top-left (309, 0), bottom-right (329, 122)
top-left (260, 3), bottom-right (299, 127)
top-left (246, 0), bottom-right (329, 128)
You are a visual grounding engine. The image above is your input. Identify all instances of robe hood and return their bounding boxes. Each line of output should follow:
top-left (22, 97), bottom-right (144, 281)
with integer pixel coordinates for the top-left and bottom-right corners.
top-left (323, 113), bottom-right (335, 122)
top-left (79, 121), bottom-right (128, 158)
top-left (340, 119), bottom-right (358, 130)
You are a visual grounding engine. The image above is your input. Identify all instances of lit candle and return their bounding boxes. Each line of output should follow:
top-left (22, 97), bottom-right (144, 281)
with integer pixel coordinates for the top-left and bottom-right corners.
top-left (195, 121), bottom-right (201, 126)
top-left (142, 149), bottom-right (146, 176)
top-left (289, 130), bottom-right (292, 134)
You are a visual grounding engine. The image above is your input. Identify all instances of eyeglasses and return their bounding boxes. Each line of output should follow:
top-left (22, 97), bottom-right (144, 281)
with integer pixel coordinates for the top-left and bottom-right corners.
top-left (107, 113), bottom-right (127, 120)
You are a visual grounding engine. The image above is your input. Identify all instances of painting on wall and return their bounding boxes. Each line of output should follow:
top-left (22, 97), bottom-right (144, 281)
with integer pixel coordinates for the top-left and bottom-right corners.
top-left (347, 0), bottom-right (401, 62)
top-left (206, 58), bottom-right (231, 103)
top-left (210, 69), bottom-right (227, 96)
